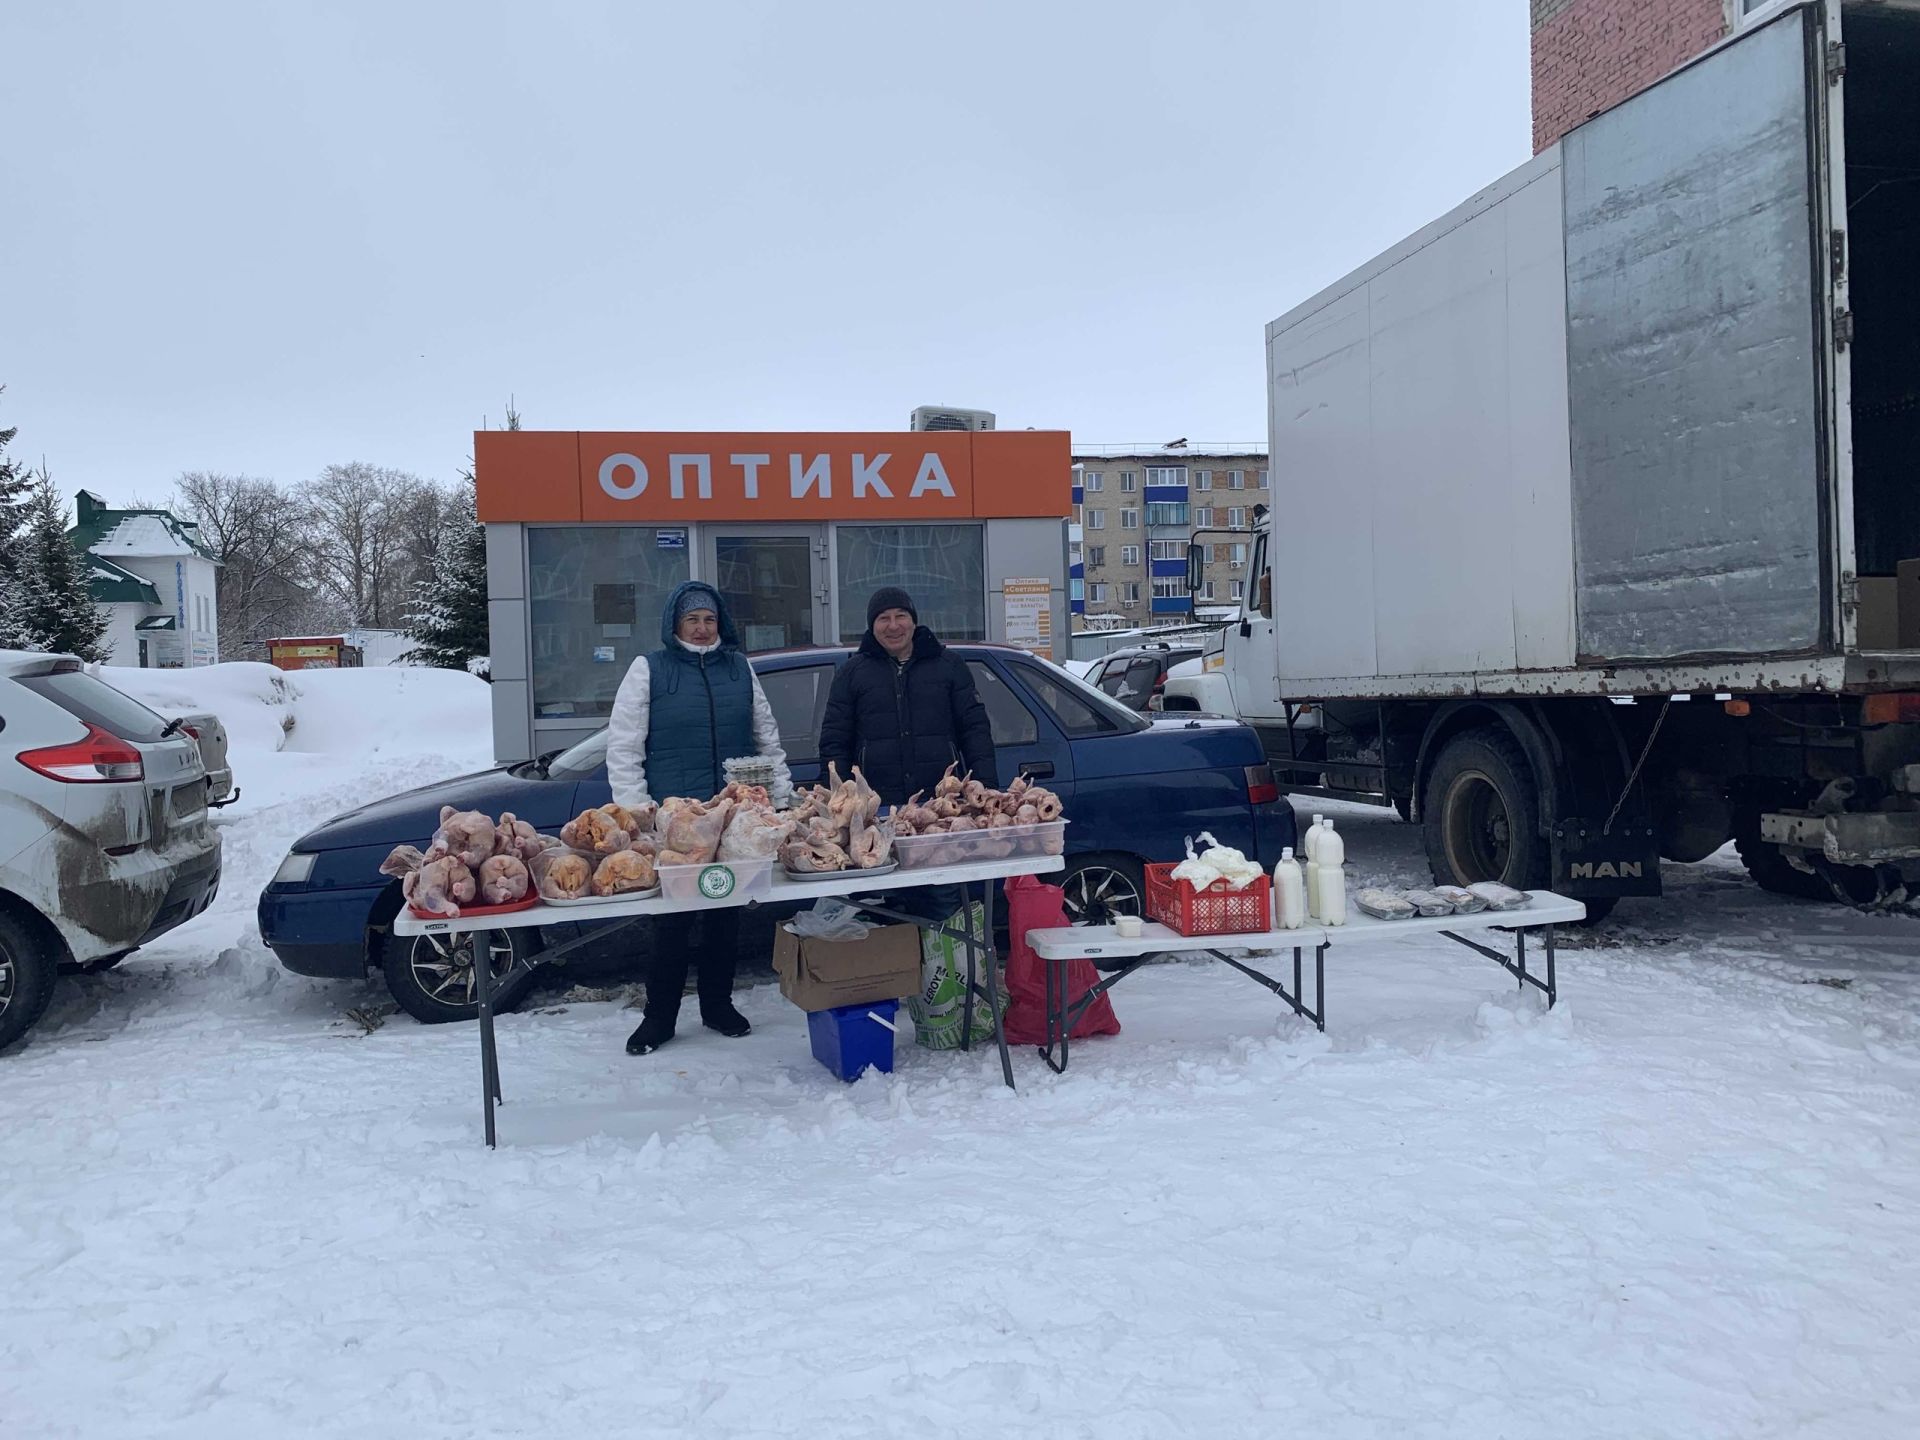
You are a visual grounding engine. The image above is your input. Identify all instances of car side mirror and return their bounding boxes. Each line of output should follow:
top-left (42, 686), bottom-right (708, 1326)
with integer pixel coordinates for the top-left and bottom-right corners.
top-left (1186, 541), bottom-right (1205, 596)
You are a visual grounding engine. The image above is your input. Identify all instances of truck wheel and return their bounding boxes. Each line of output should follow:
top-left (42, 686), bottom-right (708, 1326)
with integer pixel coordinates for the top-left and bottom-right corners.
top-left (1731, 809), bottom-right (1830, 901)
top-left (380, 927), bottom-right (539, 1026)
top-left (1423, 727), bottom-right (1548, 891)
top-left (0, 909), bottom-right (62, 1053)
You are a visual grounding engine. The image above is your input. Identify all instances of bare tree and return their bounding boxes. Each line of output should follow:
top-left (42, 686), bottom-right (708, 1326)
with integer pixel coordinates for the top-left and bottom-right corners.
top-left (172, 471), bottom-right (319, 659)
top-left (308, 463), bottom-right (437, 628)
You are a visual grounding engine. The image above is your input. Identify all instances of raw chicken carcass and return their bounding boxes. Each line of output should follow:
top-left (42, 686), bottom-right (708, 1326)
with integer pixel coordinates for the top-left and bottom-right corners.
top-left (476, 854), bottom-right (531, 905)
top-left (492, 813), bottom-right (546, 863)
top-left (592, 850), bottom-right (657, 895)
top-left (719, 780), bottom-right (771, 808)
top-left (379, 844), bottom-right (425, 878)
top-left (599, 801), bottom-right (656, 838)
top-left (405, 855), bottom-right (477, 917)
top-left (433, 807), bottom-right (496, 870)
top-left (848, 813), bottom-right (894, 869)
top-left (530, 848), bottom-right (592, 900)
top-left (718, 805), bottom-right (793, 860)
top-left (660, 798), bottom-right (731, 864)
top-left (934, 763), bottom-right (965, 800)
top-left (781, 836), bottom-right (851, 872)
top-left (1026, 787), bottom-right (1064, 822)
top-left (560, 808), bottom-right (630, 855)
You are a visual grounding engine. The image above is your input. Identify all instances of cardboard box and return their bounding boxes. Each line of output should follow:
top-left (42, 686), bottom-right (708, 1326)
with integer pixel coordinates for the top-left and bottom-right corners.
top-left (772, 923), bottom-right (921, 1013)
top-left (1899, 560), bottom-right (1920, 649)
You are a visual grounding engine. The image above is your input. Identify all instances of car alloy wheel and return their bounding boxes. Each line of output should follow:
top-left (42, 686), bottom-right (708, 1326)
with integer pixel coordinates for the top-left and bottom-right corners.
top-left (0, 948), bottom-right (14, 1020)
top-left (409, 929), bottom-right (519, 1008)
top-left (1061, 862), bottom-right (1144, 926)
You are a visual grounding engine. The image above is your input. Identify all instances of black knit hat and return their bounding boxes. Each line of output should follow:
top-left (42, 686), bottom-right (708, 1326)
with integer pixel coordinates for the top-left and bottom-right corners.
top-left (866, 586), bottom-right (917, 629)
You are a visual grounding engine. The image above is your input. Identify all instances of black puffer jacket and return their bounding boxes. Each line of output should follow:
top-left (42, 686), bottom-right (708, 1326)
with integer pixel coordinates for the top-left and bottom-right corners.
top-left (818, 629), bottom-right (999, 804)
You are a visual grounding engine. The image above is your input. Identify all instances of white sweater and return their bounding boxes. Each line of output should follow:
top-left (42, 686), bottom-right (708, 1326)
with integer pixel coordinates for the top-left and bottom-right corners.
top-left (604, 640), bottom-right (793, 808)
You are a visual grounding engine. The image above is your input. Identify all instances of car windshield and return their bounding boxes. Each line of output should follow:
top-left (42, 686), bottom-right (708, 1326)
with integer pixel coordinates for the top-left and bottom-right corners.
top-left (546, 729), bottom-right (609, 780)
top-left (17, 667), bottom-right (170, 742)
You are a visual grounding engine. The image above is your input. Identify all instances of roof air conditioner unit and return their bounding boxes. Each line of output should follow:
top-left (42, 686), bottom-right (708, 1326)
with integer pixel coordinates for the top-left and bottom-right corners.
top-left (910, 405), bottom-right (996, 432)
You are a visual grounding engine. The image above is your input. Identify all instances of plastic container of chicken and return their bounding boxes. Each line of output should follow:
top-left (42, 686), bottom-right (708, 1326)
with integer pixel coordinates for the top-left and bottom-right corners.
top-left (893, 820), bottom-right (1068, 870)
top-left (656, 855), bottom-right (775, 904)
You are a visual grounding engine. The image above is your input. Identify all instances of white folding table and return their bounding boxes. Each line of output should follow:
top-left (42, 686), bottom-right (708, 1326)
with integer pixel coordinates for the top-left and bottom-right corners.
top-left (1025, 891), bottom-right (1587, 1073)
top-left (392, 854), bottom-right (1064, 1145)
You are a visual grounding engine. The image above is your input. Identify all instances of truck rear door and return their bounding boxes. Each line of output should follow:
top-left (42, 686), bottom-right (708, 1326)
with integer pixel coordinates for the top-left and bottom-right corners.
top-left (1562, 1), bottom-right (1842, 663)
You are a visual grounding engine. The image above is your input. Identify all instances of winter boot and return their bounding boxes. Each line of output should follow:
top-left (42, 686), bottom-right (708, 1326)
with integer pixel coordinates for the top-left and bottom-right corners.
top-left (701, 1002), bottom-right (751, 1039)
top-left (625, 1012), bottom-right (677, 1056)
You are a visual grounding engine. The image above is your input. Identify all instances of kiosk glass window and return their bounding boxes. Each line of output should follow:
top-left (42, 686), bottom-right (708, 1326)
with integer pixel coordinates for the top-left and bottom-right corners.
top-left (529, 527), bottom-right (688, 721)
top-left (836, 525), bottom-right (985, 643)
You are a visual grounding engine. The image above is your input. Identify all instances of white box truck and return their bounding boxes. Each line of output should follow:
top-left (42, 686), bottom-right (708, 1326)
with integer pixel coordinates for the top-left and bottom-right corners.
top-left (1170, 0), bottom-right (1920, 918)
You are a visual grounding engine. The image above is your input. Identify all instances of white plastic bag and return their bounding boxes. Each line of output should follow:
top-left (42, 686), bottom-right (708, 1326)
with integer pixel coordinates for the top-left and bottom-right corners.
top-left (785, 898), bottom-right (873, 942)
top-left (1169, 831), bottom-right (1263, 891)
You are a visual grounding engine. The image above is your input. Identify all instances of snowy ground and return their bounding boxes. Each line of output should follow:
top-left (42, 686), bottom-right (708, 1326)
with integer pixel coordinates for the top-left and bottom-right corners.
top-left (5, 667), bottom-right (1920, 1438)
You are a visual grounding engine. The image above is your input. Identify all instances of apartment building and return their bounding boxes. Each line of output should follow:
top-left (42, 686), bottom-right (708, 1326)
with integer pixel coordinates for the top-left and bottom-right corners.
top-left (1068, 444), bottom-right (1268, 628)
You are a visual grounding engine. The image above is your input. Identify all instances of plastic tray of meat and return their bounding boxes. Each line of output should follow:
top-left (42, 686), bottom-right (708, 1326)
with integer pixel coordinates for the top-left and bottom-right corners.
top-left (894, 820), bottom-right (1068, 870)
top-left (781, 860), bottom-right (898, 882)
top-left (408, 893), bottom-right (540, 922)
top-left (543, 886), bottom-right (660, 907)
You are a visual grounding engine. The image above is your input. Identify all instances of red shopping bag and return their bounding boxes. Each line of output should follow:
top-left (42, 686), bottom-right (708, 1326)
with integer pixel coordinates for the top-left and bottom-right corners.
top-left (1001, 874), bottom-right (1121, 1046)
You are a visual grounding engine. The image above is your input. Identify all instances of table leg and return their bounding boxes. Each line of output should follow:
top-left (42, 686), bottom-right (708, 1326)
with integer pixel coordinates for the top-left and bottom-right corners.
top-left (473, 925), bottom-right (500, 1150)
top-left (1545, 926), bottom-right (1557, 1009)
top-left (959, 889), bottom-right (976, 1053)
top-left (979, 878), bottom-right (1015, 1090)
top-left (1315, 943), bottom-right (1326, 1031)
top-left (1516, 929), bottom-right (1528, 991)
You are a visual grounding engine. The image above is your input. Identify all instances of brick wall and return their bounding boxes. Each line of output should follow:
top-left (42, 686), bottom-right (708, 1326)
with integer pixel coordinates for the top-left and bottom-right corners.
top-left (1531, 0), bottom-right (1729, 152)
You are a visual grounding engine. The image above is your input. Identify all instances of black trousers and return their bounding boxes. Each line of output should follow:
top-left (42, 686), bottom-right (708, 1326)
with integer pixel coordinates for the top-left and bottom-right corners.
top-left (882, 883), bottom-right (966, 926)
top-left (645, 909), bottom-right (744, 1026)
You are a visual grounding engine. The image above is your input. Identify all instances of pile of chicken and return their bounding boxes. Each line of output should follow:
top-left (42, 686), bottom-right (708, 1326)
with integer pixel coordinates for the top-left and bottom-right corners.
top-left (888, 764), bottom-right (1067, 858)
top-left (779, 763), bottom-right (894, 873)
top-left (380, 806), bottom-right (560, 917)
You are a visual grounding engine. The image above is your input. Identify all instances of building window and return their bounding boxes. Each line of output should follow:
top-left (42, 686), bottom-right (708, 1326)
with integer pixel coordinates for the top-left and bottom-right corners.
top-left (1149, 540), bottom-right (1184, 561)
top-left (836, 524), bottom-right (985, 644)
top-left (1145, 466), bottom-right (1185, 485)
top-left (1228, 507), bottom-right (1248, 528)
top-left (1193, 506), bottom-right (1214, 528)
top-left (1087, 545), bottom-right (1105, 567)
top-left (1119, 470), bottom-right (1137, 488)
top-left (1152, 577), bottom-right (1186, 599)
top-left (1200, 579), bottom-right (1216, 601)
top-left (1119, 508), bottom-right (1139, 530)
top-left (1228, 469), bottom-right (1244, 489)
top-left (1257, 469), bottom-right (1269, 489)
top-left (1084, 472), bottom-right (1104, 492)
top-left (530, 527), bottom-right (690, 721)
top-left (1120, 544), bottom-right (1141, 566)
top-left (1089, 582), bottom-right (1108, 603)
top-left (1070, 577), bottom-right (1083, 603)
top-left (1073, 505), bottom-right (1083, 525)
top-left (1144, 502), bottom-right (1187, 527)
top-left (1194, 470), bottom-right (1213, 490)
top-left (1231, 578), bottom-right (1245, 601)
top-left (1121, 582), bottom-right (1142, 603)
top-left (1085, 510), bottom-right (1106, 531)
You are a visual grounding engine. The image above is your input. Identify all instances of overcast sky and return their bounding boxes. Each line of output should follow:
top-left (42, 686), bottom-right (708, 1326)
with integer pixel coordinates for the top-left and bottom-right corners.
top-left (2, 1), bottom-right (1528, 505)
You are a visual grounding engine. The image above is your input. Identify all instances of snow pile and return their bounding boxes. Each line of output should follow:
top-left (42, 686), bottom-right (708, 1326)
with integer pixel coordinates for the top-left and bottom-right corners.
top-left (98, 660), bottom-right (297, 758)
top-left (6, 767), bottom-right (1920, 1433)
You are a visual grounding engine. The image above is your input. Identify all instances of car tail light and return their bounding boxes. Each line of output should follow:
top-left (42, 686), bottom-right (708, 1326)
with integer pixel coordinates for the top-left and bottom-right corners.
top-left (1245, 763), bottom-right (1280, 805)
top-left (18, 724), bottom-right (146, 783)
top-left (182, 724), bottom-right (200, 740)
top-left (1863, 693), bottom-right (1920, 725)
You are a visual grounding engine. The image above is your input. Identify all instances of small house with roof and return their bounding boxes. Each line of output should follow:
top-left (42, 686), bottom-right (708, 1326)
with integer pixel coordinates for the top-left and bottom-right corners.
top-left (66, 491), bottom-right (221, 668)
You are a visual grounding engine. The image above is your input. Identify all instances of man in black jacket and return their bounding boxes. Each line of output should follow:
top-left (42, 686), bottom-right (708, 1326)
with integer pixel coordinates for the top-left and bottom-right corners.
top-left (819, 586), bottom-right (999, 803)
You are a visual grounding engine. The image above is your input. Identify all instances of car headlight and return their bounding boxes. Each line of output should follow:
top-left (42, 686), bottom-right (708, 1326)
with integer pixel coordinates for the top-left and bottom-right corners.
top-left (272, 851), bottom-right (318, 885)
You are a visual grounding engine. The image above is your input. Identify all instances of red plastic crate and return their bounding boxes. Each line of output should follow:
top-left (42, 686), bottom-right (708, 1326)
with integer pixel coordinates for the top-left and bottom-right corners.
top-left (1143, 865), bottom-right (1272, 936)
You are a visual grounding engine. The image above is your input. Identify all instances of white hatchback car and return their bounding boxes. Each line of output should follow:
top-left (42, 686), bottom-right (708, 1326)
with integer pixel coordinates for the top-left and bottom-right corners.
top-left (1, 650), bottom-right (222, 1051)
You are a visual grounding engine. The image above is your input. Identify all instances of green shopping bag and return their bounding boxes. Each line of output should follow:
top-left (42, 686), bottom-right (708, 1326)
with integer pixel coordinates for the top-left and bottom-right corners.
top-left (905, 901), bottom-right (995, 1050)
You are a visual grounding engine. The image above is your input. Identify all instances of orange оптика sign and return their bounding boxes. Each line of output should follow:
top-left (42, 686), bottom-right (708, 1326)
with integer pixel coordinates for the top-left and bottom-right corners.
top-left (474, 430), bottom-right (1070, 523)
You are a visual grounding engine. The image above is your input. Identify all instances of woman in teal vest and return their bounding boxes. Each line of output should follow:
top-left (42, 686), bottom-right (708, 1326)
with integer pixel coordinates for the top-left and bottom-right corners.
top-left (606, 580), bottom-right (792, 1055)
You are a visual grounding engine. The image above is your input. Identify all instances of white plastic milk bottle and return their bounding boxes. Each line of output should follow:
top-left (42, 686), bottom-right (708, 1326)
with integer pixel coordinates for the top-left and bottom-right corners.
top-left (1273, 847), bottom-right (1305, 930)
top-left (1316, 818), bottom-right (1347, 925)
top-left (1303, 813), bottom-right (1325, 919)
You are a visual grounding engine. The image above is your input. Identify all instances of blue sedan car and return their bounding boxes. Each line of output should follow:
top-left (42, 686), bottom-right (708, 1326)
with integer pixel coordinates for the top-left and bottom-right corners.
top-left (258, 645), bottom-right (1296, 1023)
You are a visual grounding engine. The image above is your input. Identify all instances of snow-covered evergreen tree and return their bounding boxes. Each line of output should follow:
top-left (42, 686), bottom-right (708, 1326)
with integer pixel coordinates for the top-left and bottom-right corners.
top-left (0, 396), bottom-right (52, 650)
top-left (401, 471), bottom-right (489, 674)
top-left (9, 470), bottom-right (109, 660)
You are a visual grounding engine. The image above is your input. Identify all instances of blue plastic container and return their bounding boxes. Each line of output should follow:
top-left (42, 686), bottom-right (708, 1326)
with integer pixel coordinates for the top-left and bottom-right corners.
top-left (807, 1000), bottom-right (899, 1082)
